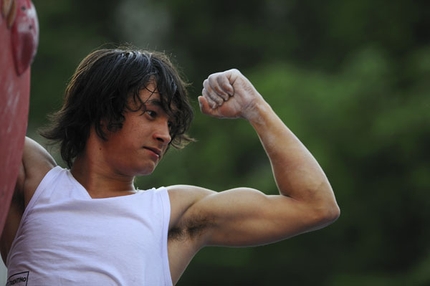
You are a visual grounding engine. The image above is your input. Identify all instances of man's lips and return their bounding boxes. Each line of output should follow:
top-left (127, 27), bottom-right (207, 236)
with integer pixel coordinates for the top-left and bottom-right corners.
top-left (144, 147), bottom-right (162, 158)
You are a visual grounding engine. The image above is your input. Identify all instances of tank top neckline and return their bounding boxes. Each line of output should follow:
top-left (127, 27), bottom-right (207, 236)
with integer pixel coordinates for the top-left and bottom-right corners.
top-left (64, 167), bottom-right (147, 200)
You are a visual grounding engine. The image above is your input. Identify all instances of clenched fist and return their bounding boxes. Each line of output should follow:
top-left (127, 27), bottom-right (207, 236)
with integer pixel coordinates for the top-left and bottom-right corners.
top-left (198, 69), bottom-right (265, 121)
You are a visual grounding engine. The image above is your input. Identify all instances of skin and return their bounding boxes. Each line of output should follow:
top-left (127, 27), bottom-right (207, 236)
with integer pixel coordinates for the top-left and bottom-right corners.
top-left (0, 69), bottom-right (340, 285)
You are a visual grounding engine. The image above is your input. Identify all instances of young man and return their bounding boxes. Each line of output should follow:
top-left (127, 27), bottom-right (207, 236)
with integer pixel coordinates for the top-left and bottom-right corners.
top-left (1, 48), bottom-right (340, 285)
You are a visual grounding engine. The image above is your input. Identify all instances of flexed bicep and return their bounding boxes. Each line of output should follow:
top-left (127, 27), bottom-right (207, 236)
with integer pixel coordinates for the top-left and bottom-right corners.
top-left (190, 187), bottom-right (322, 247)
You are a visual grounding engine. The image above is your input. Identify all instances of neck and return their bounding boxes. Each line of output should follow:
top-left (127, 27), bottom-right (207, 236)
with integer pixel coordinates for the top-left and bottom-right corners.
top-left (71, 155), bottom-right (137, 199)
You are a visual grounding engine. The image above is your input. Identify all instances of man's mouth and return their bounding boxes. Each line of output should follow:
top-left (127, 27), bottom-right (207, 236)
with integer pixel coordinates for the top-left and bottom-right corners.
top-left (144, 147), bottom-right (162, 158)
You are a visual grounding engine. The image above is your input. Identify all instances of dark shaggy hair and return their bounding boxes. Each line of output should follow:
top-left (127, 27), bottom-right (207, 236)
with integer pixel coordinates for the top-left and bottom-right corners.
top-left (40, 47), bottom-right (194, 168)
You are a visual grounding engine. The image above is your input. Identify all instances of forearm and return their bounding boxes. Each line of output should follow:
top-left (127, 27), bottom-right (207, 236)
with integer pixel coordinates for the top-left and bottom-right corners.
top-left (248, 100), bottom-right (336, 206)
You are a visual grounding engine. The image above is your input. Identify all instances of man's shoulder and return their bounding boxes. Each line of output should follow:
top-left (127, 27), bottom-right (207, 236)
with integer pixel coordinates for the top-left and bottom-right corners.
top-left (1, 138), bottom-right (56, 262)
top-left (166, 185), bottom-right (216, 217)
top-left (166, 185), bottom-right (216, 240)
top-left (166, 184), bottom-right (214, 200)
top-left (21, 137), bottom-right (57, 205)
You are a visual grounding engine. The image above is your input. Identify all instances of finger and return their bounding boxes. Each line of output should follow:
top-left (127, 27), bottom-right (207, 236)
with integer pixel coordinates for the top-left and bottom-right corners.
top-left (207, 74), bottom-right (231, 101)
top-left (198, 96), bottom-right (215, 115)
top-left (203, 80), bottom-right (224, 108)
top-left (215, 74), bottom-right (235, 98)
top-left (201, 89), bottom-right (218, 109)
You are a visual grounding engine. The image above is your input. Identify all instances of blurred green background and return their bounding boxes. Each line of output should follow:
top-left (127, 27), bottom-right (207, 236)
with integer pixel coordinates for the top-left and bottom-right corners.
top-left (16, 0), bottom-right (430, 285)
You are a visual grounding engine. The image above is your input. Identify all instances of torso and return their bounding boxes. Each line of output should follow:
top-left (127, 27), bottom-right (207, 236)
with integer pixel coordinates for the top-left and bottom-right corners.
top-left (1, 164), bottom-right (211, 285)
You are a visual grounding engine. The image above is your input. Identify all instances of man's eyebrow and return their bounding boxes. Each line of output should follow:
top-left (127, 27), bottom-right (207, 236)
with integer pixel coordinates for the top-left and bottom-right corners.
top-left (144, 99), bottom-right (173, 114)
top-left (145, 99), bottom-right (163, 108)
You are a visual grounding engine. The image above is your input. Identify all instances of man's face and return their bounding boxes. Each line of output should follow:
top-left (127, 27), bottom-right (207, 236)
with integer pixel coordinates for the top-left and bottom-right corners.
top-left (97, 83), bottom-right (172, 177)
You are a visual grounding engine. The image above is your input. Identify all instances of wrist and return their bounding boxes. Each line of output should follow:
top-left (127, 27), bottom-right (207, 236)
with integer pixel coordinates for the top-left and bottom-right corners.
top-left (243, 99), bottom-right (272, 125)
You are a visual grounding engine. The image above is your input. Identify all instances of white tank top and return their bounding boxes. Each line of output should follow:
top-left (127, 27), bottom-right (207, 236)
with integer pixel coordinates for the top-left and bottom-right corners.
top-left (6, 166), bottom-right (172, 285)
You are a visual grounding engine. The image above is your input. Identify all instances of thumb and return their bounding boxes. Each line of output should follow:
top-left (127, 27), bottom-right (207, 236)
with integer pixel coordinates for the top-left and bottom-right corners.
top-left (198, 96), bottom-right (211, 114)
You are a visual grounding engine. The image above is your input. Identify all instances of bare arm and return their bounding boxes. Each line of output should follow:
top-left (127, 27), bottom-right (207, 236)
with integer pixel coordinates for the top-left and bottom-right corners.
top-left (171, 69), bottom-right (339, 248)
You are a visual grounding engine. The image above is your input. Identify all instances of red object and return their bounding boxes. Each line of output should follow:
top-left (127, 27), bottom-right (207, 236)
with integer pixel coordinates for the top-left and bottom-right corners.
top-left (0, 0), bottom-right (38, 236)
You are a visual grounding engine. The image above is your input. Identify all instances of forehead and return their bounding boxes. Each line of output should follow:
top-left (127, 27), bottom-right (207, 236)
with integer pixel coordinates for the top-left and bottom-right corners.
top-left (127, 82), bottom-right (161, 109)
top-left (128, 81), bottom-right (178, 118)
top-left (139, 82), bottom-right (159, 102)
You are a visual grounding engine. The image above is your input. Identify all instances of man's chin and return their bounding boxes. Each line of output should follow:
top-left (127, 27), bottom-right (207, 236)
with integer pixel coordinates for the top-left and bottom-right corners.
top-left (135, 166), bottom-right (157, 177)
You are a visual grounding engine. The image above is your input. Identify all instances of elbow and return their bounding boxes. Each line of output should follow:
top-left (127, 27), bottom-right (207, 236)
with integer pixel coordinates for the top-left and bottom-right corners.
top-left (313, 200), bottom-right (340, 229)
top-left (323, 202), bottom-right (340, 224)
top-left (300, 192), bottom-right (340, 231)
top-left (310, 182), bottom-right (340, 228)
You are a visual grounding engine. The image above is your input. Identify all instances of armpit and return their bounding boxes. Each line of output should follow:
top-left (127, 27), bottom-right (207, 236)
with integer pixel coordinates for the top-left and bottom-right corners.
top-left (168, 213), bottom-right (214, 242)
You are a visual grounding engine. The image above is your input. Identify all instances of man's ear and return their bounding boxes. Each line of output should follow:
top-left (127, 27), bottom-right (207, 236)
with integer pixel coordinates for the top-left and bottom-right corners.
top-left (100, 118), bottom-right (123, 134)
top-left (99, 118), bottom-right (107, 128)
top-left (92, 119), bottom-right (111, 142)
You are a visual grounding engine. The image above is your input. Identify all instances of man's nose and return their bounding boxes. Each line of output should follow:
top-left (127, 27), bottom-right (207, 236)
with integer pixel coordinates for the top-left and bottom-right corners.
top-left (153, 120), bottom-right (172, 144)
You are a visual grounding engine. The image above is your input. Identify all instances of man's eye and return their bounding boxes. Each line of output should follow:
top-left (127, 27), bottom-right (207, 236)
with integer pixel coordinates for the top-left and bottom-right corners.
top-left (146, 110), bottom-right (157, 117)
